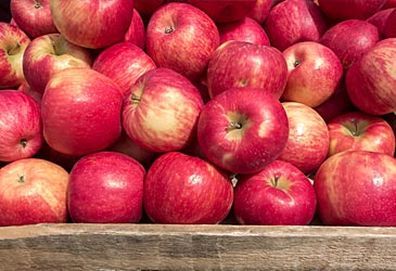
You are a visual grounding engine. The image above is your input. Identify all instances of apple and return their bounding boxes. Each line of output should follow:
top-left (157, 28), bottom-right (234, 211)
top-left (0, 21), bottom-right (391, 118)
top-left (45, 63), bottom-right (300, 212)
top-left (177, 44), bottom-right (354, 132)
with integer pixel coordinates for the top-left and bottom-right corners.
top-left (135, 0), bottom-right (164, 16)
top-left (144, 152), bottom-right (233, 224)
top-left (346, 38), bottom-right (396, 115)
top-left (42, 68), bottom-right (123, 156)
top-left (265, 0), bottom-right (328, 51)
top-left (0, 22), bottom-right (30, 88)
top-left (50, 0), bottom-right (134, 49)
top-left (18, 82), bottom-right (42, 104)
top-left (318, 0), bottom-right (387, 20)
top-left (198, 88), bottom-right (289, 174)
top-left (328, 112), bottom-right (395, 157)
top-left (384, 9), bottom-right (396, 37)
top-left (207, 40), bottom-right (288, 99)
top-left (218, 17), bottom-right (270, 46)
top-left (93, 42), bottom-right (156, 96)
top-left (384, 0), bottom-right (396, 8)
top-left (320, 20), bottom-right (380, 69)
top-left (124, 9), bottom-right (145, 49)
top-left (10, 0), bottom-right (57, 38)
top-left (278, 102), bottom-right (329, 174)
top-left (282, 41), bottom-right (343, 108)
top-left (0, 90), bottom-right (43, 162)
top-left (248, 0), bottom-right (272, 24)
top-left (146, 3), bottom-right (219, 81)
top-left (23, 33), bottom-right (92, 94)
top-left (234, 160), bottom-right (317, 225)
top-left (367, 8), bottom-right (395, 37)
top-left (315, 151), bottom-right (396, 226)
top-left (0, 158), bottom-right (69, 226)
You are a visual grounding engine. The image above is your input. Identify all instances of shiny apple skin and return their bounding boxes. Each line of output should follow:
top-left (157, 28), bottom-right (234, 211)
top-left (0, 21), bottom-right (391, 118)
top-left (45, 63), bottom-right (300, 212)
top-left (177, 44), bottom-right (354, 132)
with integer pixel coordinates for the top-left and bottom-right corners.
top-left (384, 9), bottom-right (396, 37)
top-left (315, 151), bottom-right (396, 226)
top-left (0, 158), bottom-right (69, 226)
top-left (367, 8), bottom-right (395, 37)
top-left (318, 0), bottom-right (387, 20)
top-left (234, 160), bottom-right (317, 225)
top-left (144, 152), bottom-right (233, 224)
top-left (248, 0), bottom-right (272, 24)
top-left (384, 0), bottom-right (396, 8)
top-left (124, 9), bottom-right (145, 49)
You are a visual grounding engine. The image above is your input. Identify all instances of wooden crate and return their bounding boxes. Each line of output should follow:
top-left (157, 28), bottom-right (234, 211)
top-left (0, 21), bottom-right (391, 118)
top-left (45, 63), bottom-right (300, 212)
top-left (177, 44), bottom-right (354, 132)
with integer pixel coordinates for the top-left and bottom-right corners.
top-left (0, 224), bottom-right (395, 270)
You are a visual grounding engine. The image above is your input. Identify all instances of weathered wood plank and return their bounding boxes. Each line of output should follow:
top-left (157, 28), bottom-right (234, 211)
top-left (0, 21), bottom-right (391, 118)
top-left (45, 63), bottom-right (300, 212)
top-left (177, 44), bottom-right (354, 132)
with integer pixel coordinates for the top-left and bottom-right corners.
top-left (0, 224), bottom-right (395, 271)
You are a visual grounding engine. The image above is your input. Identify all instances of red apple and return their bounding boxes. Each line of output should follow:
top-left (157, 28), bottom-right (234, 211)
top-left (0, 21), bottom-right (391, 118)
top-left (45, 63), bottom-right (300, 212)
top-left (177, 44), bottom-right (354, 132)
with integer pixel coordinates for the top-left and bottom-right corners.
top-left (282, 41), bottom-right (343, 108)
top-left (218, 17), bottom-right (270, 46)
top-left (265, 0), bottom-right (328, 51)
top-left (0, 90), bottom-right (43, 162)
top-left (346, 38), bottom-right (396, 115)
top-left (367, 8), bottom-right (395, 37)
top-left (384, 0), bottom-right (396, 8)
top-left (144, 152), bottom-right (233, 224)
top-left (328, 112), bottom-right (395, 157)
top-left (318, 0), bottom-right (387, 20)
top-left (124, 9), bottom-right (145, 49)
top-left (278, 102), bottom-right (329, 174)
top-left (384, 9), bottom-right (396, 37)
top-left (248, 0), bottom-right (272, 24)
top-left (234, 160), bottom-right (317, 225)
top-left (315, 151), bottom-right (396, 226)
top-left (207, 41), bottom-right (287, 99)
top-left (135, 0), bottom-right (164, 16)
top-left (23, 33), bottom-right (92, 93)
top-left (0, 22), bottom-right (30, 88)
top-left (93, 42), bottom-right (156, 96)
top-left (42, 68), bottom-right (123, 156)
top-left (123, 68), bottom-right (203, 153)
top-left (146, 3), bottom-right (219, 81)
top-left (320, 20), bottom-right (380, 69)
top-left (10, 0), bottom-right (57, 38)
top-left (198, 88), bottom-right (289, 174)
top-left (0, 158), bottom-right (69, 226)
top-left (50, 0), bottom-right (134, 49)
top-left (18, 82), bottom-right (42, 104)
top-left (68, 152), bottom-right (145, 223)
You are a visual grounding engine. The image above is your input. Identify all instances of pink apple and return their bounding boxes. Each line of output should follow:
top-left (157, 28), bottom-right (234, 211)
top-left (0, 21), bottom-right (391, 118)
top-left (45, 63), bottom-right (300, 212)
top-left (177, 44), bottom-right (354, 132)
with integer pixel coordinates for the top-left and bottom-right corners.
top-left (10, 0), bottom-right (57, 38)
top-left (123, 68), bottom-right (203, 153)
top-left (42, 68), bottom-right (123, 156)
top-left (346, 38), bottom-right (396, 115)
top-left (207, 40), bottom-right (288, 99)
top-left (0, 158), bottom-right (69, 226)
top-left (198, 88), bottom-right (289, 174)
top-left (248, 0), bottom-right (272, 24)
top-left (278, 102), bottom-right (329, 174)
top-left (50, 0), bottom-right (134, 49)
top-left (93, 42), bottom-right (156, 96)
top-left (315, 151), bottom-right (396, 226)
top-left (135, 0), bottom-right (164, 16)
top-left (384, 0), bottom-right (396, 8)
top-left (265, 0), bottom-right (328, 51)
top-left (367, 8), bottom-right (395, 37)
top-left (0, 22), bottom-right (30, 88)
top-left (144, 152), bottom-right (233, 224)
top-left (234, 160), bottom-right (317, 225)
top-left (218, 17), bottom-right (270, 46)
top-left (0, 90), bottom-right (43, 162)
top-left (328, 112), bottom-right (395, 157)
top-left (23, 33), bottom-right (92, 93)
top-left (384, 9), bottom-right (396, 37)
top-left (318, 0), bottom-right (387, 20)
top-left (320, 20), bottom-right (380, 69)
top-left (124, 9), bottom-right (145, 49)
top-left (282, 41), bottom-right (343, 108)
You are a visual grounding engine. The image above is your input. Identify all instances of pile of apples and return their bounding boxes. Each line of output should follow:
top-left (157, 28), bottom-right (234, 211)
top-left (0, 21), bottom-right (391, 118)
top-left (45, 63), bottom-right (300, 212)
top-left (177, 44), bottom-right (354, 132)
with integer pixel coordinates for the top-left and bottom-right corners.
top-left (0, 0), bottom-right (395, 227)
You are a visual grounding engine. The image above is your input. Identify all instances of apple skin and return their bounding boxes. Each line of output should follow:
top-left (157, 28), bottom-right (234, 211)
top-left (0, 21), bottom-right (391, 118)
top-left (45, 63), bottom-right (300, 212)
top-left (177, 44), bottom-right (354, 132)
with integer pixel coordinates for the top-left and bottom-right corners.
top-left (384, 0), bottom-right (396, 8)
top-left (42, 68), bottom-right (123, 156)
top-left (384, 9), bottom-right (396, 37)
top-left (144, 152), bottom-right (233, 224)
top-left (93, 42), bottom-right (156, 96)
top-left (282, 41), bottom-right (343, 108)
top-left (320, 20), bottom-right (380, 69)
top-left (124, 9), bottom-right (145, 49)
top-left (328, 112), bottom-right (395, 157)
top-left (265, 0), bottom-right (328, 51)
top-left (23, 33), bottom-right (92, 94)
top-left (146, 3), bottom-right (219, 81)
top-left (18, 82), bottom-right (42, 104)
top-left (346, 38), bottom-right (396, 115)
top-left (198, 88), bottom-right (289, 174)
top-left (50, 0), bottom-right (134, 49)
top-left (123, 68), bottom-right (203, 153)
top-left (367, 8), bottom-right (395, 37)
top-left (135, 0), bottom-right (164, 16)
top-left (10, 0), bottom-right (57, 38)
top-left (234, 160), bottom-right (317, 225)
top-left (318, 0), bottom-right (387, 20)
top-left (248, 0), bottom-right (272, 24)
top-left (207, 41), bottom-right (288, 99)
top-left (218, 17), bottom-right (270, 46)
top-left (315, 151), bottom-right (396, 226)
top-left (278, 102), bottom-right (329, 174)
top-left (0, 90), bottom-right (43, 162)
top-left (68, 152), bottom-right (145, 223)
top-left (0, 158), bottom-right (69, 226)
top-left (0, 22), bottom-right (30, 88)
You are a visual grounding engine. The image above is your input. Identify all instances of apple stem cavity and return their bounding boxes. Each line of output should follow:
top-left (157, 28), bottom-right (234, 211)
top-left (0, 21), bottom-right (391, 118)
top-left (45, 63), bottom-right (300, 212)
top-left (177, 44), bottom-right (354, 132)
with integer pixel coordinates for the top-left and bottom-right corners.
top-left (7, 43), bottom-right (21, 56)
top-left (164, 26), bottom-right (175, 34)
top-left (20, 138), bottom-right (28, 148)
top-left (271, 175), bottom-right (281, 187)
top-left (17, 175), bottom-right (25, 184)
top-left (293, 60), bottom-right (301, 68)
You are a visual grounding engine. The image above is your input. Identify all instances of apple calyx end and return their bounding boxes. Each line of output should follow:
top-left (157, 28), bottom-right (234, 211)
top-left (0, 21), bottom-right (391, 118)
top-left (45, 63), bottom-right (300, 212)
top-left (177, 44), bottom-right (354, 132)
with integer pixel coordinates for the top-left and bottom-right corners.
top-left (164, 26), bottom-right (175, 34)
top-left (17, 175), bottom-right (25, 184)
top-left (34, 0), bottom-right (42, 9)
top-left (19, 138), bottom-right (28, 148)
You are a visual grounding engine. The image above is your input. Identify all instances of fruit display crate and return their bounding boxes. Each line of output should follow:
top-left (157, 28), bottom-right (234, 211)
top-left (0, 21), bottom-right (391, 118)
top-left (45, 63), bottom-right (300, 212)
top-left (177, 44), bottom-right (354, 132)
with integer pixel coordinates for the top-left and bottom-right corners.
top-left (0, 223), bottom-right (395, 270)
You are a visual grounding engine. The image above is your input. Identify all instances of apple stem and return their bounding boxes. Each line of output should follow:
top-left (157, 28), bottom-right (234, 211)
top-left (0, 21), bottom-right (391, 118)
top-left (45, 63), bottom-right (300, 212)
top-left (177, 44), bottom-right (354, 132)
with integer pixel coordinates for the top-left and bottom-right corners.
top-left (20, 139), bottom-right (27, 148)
top-left (34, 0), bottom-right (42, 9)
top-left (7, 43), bottom-right (20, 56)
top-left (17, 175), bottom-right (25, 183)
top-left (293, 60), bottom-right (301, 68)
top-left (271, 175), bottom-right (280, 187)
top-left (230, 122), bottom-right (242, 129)
top-left (164, 26), bottom-right (175, 34)
top-left (131, 94), bottom-right (141, 105)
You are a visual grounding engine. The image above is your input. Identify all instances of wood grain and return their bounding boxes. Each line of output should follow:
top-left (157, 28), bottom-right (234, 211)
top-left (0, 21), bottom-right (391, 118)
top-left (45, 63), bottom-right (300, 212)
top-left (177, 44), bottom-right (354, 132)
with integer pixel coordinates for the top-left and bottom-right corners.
top-left (0, 224), bottom-right (395, 271)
